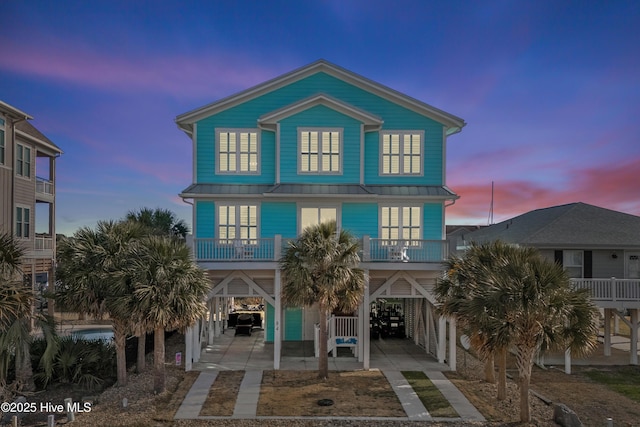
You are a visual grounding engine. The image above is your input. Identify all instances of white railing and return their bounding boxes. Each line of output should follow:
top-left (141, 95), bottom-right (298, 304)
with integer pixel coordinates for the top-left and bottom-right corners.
top-left (571, 278), bottom-right (640, 302)
top-left (364, 238), bottom-right (448, 263)
top-left (36, 177), bottom-right (54, 195)
top-left (194, 238), bottom-right (275, 261)
top-left (315, 316), bottom-right (358, 358)
top-left (35, 236), bottom-right (53, 250)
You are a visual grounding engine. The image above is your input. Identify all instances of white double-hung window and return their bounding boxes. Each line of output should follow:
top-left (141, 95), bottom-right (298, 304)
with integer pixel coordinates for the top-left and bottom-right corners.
top-left (380, 206), bottom-right (421, 244)
top-left (299, 206), bottom-right (338, 234)
top-left (563, 250), bottom-right (583, 278)
top-left (16, 144), bottom-right (31, 178)
top-left (217, 129), bottom-right (259, 174)
top-left (381, 131), bottom-right (423, 175)
top-left (218, 204), bottom-right (258, 244)
top-left (16, 206), bottom-right (30, 238)
top-left (299, 128), bottom-right (342, 174)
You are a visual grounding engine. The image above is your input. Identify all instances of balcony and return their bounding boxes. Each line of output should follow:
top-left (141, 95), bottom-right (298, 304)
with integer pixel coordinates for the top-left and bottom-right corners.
top-left (36, 177), bottom-right (54, 201)
top-left (571, 278), bottom-right (640, 309)
top-left (193, 236), bottom-right (448, 267)
top-left (35, 235), bottom-right (54, 251)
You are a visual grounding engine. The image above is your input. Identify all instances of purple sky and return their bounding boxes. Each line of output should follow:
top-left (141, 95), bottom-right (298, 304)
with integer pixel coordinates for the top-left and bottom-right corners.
top-left (1, 1), bottom-right (638, 236)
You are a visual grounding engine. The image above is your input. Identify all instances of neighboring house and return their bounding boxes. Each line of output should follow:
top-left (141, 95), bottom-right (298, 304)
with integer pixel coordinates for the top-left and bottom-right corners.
top-left (0, 101), bottom-right (62, 311)
top-left (461, 202), bottom-right (640, 365)
top-left (176, 60), bottom-right (465, 370)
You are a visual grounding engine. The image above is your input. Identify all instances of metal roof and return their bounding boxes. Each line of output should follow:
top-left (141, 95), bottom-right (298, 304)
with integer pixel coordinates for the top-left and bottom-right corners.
top-left (465, 202), bottom-right (640, 248)
top-left (180, 183), bottom-right (458, 199)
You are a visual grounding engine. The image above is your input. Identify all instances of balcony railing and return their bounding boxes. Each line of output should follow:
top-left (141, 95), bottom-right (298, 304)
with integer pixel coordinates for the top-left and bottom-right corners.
top-left (571, 278), bottom-right (640, 302)
top-left (36, 177), bottom-right (54, 195)
top-left (35, 236), bottom-right (53, 251)
top-left (193, 236), bottom-right (448, 263)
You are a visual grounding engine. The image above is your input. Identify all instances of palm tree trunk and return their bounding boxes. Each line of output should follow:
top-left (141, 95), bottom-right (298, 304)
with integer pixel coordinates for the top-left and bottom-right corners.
top-left (497, 347), bottom-right (507, 401)
top-left (318, 308), bottom-right (329, 380)
top-left (136, 331), bottom-right (146, 373)
top-left (516, 345), bottom-right (537, 424)
top-left (483, 352), bottom-right (495, 384)
top-left (113, 320), bottom-right (127, 386)
top-left (154, 326), bottom-right (165, 393)
top-left (15, 320), bottom-right (35, 392)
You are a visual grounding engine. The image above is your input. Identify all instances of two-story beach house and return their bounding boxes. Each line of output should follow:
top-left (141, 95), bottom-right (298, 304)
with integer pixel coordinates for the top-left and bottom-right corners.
top-left (176, 60), bottom-right (465, 370)
top-left (0, 101), bottom-right (62, 312)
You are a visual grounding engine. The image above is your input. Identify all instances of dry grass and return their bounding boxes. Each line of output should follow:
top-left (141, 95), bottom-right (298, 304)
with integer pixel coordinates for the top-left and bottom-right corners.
top-left (257, 370), bottom-right (405, 417)
top-left (200, 371), bottom-right (245, 416)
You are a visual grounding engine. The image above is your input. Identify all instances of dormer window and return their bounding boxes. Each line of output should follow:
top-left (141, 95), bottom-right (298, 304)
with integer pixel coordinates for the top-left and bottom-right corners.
top-left (298, 128), bottom-right (342, 174)
top-left (216, 129), bottom-right (260, 174)
top-left (380, 131), bottom-right (423, 175)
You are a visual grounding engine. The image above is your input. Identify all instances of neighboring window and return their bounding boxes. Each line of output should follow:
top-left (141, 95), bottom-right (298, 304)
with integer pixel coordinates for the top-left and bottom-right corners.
top-left (299, 128), bottom-right (342, 173)
top-left (299, 206), bottom-right (337, 234)
top-left (0, 117), bottom-right (5, 165)
top-left (380, 131), bottom-right (423, 175)
top-left (16, 206), bottom-right (30, 238)
top-left (218, 204), bottom-right (258, 243)
top-left (380, 206), bottom-right (421, 244)
top-left (563, 250), bottom-right (583, 278)
top-left (16, 144), bottom-right (31, 178)
top-left (217, 130), bottom-right (259, 174)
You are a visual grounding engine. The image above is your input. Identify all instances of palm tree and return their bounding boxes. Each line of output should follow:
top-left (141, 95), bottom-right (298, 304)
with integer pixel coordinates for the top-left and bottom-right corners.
top-left (0, 232), bottom-right (57, 392)
top-left (55, 220), bottom-right (145, 386)
top-left (436, 241), bottom-right (598, 423)
top-left (126, 207), bottom-right (189, 238)
top-left (279, 220), bottom-right (364, 379)
top-left (125, 207), bottom-right (189, 372)
top-left (126, 235), bottom-right (209, 393)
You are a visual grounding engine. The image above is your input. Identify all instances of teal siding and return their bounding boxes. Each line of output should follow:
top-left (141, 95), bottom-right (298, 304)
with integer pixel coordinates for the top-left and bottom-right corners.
top-left (284, 307), bottom-right (303, 340)
top-left (342, 203), bottom-right (378, 237)
top-left (279, 105), bottom-right (361, 183)
top-left (195, 201), bottom-right (215, 238)
top-left (423, 203), bottom-right (443, 240)
top-left (261, 202), bottom-right (297, 238)
top-left (194, 72), bottom-right (445, 185)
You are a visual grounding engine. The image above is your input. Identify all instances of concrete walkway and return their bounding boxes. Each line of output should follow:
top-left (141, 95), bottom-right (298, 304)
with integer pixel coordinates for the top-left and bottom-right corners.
top-left (175, 330), bottom-right (485, 423)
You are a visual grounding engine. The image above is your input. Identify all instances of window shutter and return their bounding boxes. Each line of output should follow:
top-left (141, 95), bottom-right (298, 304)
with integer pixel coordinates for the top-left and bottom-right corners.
top-left (554, 250), bottom-right (563, 265)
top-left (584, 251), bottom-right (593, 278)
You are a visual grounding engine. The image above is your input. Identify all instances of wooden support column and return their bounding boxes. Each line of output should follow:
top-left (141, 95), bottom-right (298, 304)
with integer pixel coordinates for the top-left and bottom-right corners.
top-left (363, 270), bottom-right (370, 370)
top-left (604, 308), bottom-right (612, 357)
top-left (274, 269), bottom-right (282, 369)
top-left (208, 299), bottom-right (214, 345)
top-left (192, 320), bottom-right (200, 363)
top-left (438, 316), bottom-right (446, 364)
top-left (185, 326), bottom-right (193, 371)
top-left (448, 316), bottom-right (456, 371)
top-left (564, 348), bottom-right (572, 374)
top-left (631, 309), bottom-right (638, 365)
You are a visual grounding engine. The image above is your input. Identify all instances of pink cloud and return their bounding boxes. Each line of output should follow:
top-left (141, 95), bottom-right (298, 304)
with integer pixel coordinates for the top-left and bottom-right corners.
top-left (448, 158), bottom-right (640, 224)
top-left (113, 155), bottom-right (191, 184)
top-left (0, 36), bottom-right (287, 98)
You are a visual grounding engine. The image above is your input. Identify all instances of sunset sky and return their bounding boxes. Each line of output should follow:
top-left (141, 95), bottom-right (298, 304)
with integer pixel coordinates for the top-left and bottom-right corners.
top-left (1, 1), bottom-right (638, 236)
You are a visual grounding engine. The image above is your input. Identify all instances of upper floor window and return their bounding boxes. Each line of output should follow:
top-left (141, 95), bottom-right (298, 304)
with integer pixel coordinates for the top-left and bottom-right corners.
top-left (16, 144), bottom-right (31, 178)
top-left (563, 250), bottom-right (583, 278)
top-left (380, 206), bottom-right (421, 244)
top-left (216, 129), bottom-right (259, 174)
top-left (299, 128), bottom-right (342, 174)
top-left (0, 117), bottom-right (5, 165)
top-left (16, 206), bottom-right (30, 238)
top-left (380, 131), bottom-right (423, 175)
top-left (218, 204), bottom-right (258, 244)
top-left (299, 206), bottom-right (338, 234)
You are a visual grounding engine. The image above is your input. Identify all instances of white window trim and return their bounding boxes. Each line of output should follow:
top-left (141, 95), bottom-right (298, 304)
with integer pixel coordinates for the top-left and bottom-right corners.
top-left (378, 205), bottom-right (422, 245)
top-left (298, 127), bottom-right (343, 175)
top-left (216, 203), bottom-right (260, 243)
top-left (16, 143), bottom-right (32, 179)
top-left (563, 250), bottom-right (584, 278)
top-left (215, 128), bottom-right (261, 175)
top-left (297, 204), bottom-right (341, 235)
top-left (15, 205), bottom-right (31, 239)
top-left (379, 130), bottom-right (424, 176)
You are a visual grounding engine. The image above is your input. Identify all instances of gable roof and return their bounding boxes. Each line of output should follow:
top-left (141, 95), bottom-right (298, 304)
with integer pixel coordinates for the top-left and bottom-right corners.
top-left (465, 202), bottom-right (640, 248)
top-left (258, 93), bottom-right (383, 132)
top-left (175, 59), bottom-right (465, 135)
top-left (16, 120), bottom-right (63, 155)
